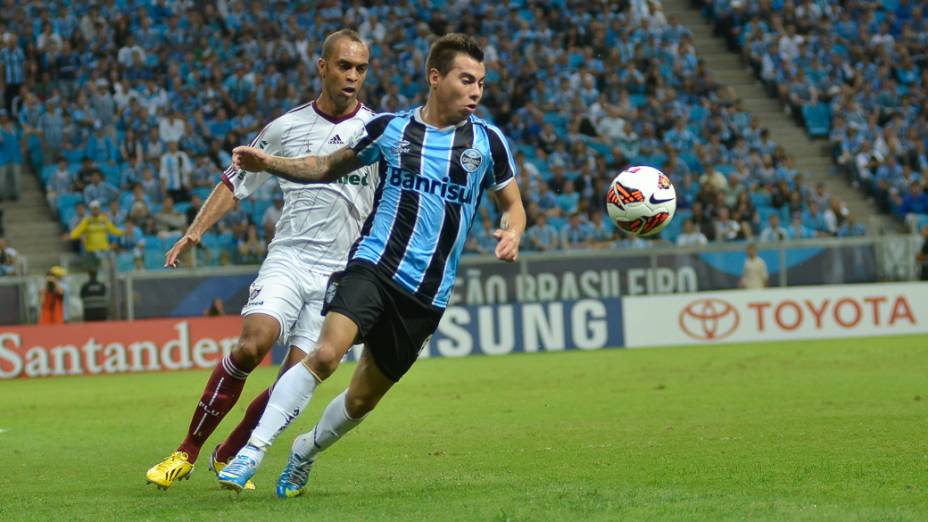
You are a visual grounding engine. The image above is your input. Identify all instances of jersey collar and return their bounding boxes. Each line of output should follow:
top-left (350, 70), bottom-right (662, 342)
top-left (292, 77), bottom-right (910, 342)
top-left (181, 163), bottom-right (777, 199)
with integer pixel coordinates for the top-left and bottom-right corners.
top-left (312, 99), bottom-right (362, 124)
top-left (413, 106), bottom-right (471, 131)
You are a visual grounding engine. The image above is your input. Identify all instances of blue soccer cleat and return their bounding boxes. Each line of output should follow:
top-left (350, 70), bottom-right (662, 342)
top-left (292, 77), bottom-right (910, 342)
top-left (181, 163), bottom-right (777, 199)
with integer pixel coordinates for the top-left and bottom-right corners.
top-left (276, 451), bottom-right (314, 499)
top-left (216, 451), bottom-right (259, 493)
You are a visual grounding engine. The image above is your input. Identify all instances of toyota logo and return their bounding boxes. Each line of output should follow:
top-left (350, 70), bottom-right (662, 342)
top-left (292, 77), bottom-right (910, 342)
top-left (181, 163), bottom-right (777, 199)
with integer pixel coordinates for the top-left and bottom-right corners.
top-left (678, 298), bottom-right (740, 341)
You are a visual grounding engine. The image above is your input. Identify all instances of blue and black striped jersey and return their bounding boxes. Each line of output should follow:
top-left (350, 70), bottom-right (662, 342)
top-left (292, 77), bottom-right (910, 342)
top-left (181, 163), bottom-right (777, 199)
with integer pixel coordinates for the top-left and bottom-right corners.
top-left (347, 107), bottom-right (516, 309)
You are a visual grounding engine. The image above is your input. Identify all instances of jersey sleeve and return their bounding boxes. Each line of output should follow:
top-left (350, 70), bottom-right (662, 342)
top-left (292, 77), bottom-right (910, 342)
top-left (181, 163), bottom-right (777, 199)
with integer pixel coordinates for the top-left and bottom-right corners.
top-left (362, 159), bottom-right (381, 188)
top-left (348, 114), bottom-right (395, 166)
top-left (221, 119), bottom-right (284, 199)
top-left (484, 125), bottom-right (516, 192)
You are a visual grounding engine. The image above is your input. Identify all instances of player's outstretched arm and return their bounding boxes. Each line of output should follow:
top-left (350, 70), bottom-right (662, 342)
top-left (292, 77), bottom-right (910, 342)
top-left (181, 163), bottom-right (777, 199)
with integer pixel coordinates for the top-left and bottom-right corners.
top-left (164, 182), bottom-right (235, 268)
top-left (492, 182), bottom-right (526, 263)
top-left (232, 146), bottom-right (362, 184)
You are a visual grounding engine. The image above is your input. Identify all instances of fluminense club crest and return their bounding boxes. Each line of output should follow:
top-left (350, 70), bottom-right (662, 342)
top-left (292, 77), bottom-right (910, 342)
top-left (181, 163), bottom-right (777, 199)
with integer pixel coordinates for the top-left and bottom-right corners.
top-left (248, 284), bottom-right (262, 304)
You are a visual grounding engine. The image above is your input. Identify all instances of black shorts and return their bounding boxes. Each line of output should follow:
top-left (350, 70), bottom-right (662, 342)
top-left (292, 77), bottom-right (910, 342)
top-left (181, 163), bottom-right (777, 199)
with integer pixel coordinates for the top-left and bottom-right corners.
top-left (323, 261), bottom-right (443, 382)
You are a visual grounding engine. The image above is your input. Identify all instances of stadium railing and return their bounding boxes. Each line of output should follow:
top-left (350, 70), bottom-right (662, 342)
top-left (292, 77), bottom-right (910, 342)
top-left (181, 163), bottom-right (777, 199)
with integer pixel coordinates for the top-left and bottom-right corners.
top-left (115, 235), bottom-right (920, 321)
top-left (3, 235), bottom-right (920, 326)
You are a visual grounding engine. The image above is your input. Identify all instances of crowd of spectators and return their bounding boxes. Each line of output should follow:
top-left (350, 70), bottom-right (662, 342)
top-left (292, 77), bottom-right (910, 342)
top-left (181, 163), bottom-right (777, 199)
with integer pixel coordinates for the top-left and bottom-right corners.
top-left (0, 0), bottom-right (875, 274)
top-left (705, 0), bottom-right (927, 230)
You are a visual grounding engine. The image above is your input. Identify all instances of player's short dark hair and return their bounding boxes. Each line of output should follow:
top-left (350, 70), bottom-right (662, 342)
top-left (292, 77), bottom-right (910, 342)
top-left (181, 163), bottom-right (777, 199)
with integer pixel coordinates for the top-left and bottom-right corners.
top-left (321, 29), bottom-right (366, 60)
top-left (426, 33), bottom-right (484, 77)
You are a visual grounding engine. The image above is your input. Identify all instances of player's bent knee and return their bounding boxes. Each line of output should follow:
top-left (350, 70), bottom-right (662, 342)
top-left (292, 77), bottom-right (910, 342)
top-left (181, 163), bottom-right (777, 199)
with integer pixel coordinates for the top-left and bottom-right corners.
top-left (345, 393), bottom-right (379, 418)
top-left (234, 336), bottom-right (269, 369)
top-left (307, 346), bottom-right (342, 379)
top-left (234, 315), bottom-right (279, 368)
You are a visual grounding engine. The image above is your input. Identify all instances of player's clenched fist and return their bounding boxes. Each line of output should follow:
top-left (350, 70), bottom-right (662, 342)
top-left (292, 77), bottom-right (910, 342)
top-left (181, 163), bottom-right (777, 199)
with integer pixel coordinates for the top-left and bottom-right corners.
top-left (233, 146), bottom-right (270, 172)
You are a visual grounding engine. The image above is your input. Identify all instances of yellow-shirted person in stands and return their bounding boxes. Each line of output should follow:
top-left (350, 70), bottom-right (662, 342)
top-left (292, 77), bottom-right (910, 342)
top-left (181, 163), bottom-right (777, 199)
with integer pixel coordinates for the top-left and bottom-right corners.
top-left (68, 200), bottom-right (123, 253)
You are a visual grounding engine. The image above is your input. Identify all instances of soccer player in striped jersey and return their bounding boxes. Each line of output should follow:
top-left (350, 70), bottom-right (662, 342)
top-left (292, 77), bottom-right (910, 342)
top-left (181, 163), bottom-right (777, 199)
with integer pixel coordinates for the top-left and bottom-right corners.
top-left (218, 33), bottom-right (525, 497)
top-left (145, 29), bottom-right (378, 491)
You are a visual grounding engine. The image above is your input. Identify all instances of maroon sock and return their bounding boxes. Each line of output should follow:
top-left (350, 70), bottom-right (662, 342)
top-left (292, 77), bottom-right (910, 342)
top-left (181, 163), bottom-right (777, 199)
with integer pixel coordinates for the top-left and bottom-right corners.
top-left (215, 387), bottom-right (271, 463)
top-left (177, 354), bottom-right (251, 462)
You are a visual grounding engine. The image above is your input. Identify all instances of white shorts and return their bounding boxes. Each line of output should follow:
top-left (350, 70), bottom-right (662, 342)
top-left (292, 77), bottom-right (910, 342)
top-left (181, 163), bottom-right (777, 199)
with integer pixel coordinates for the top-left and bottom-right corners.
top-left (241, 252), bottom-right (330, 353)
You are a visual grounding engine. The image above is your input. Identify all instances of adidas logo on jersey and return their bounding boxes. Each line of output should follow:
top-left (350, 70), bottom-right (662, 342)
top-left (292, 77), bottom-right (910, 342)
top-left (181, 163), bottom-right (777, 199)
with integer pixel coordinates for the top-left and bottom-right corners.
top-left (328, 134), bottom-right (343, 145)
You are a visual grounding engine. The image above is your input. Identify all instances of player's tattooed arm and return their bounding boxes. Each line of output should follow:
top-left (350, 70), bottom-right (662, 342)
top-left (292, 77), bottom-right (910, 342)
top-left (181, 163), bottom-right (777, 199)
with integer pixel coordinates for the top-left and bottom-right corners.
top-left (232, 146), bottom-right (363, 184)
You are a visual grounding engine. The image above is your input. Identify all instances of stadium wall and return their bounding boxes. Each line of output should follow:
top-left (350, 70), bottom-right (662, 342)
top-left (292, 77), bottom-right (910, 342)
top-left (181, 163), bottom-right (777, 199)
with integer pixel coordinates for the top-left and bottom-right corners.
top-left (3, 282), bottom-right (925, 379)
top-left (114, 238), bottom-right (881, 320)
top-left (0, 316), bottom-right (268, 379)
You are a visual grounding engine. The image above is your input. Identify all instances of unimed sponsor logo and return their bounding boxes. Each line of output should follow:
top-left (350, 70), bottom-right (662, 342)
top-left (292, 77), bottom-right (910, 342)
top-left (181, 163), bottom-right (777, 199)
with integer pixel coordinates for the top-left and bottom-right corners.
top-left (624, 283), bottom-right (928, 348)
top-left (0, 316), bottom-right (250, 379)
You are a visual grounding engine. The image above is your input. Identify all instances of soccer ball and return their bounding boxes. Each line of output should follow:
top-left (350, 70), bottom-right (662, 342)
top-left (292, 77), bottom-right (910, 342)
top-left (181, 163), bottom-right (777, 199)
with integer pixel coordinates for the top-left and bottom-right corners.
top-left (605, 166), bottom-right (676, 237)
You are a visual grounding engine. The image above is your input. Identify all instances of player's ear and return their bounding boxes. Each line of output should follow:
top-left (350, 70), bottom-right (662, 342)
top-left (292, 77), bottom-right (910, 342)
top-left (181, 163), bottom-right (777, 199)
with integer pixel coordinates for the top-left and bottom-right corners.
top-left (427, 68), bottom-right (439, 89)
top-left (317, 58), bottom-right (326, 78)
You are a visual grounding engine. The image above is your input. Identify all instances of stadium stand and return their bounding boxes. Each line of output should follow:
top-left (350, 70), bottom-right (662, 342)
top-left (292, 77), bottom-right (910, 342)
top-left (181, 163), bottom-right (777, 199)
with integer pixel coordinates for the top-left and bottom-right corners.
top-left (0, 0), bottom-right (887, 275)
top-left (701, 0), bottom-right (926, 231)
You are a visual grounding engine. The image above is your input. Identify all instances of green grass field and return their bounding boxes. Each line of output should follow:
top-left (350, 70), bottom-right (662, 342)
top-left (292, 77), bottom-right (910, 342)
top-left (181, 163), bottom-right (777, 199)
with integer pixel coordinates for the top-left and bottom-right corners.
top-left (1, 336), bottom-right (926, 521)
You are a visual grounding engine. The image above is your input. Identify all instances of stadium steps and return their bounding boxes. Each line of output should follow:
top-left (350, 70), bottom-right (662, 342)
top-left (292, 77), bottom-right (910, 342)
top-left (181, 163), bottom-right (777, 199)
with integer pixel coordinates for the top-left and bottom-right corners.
top-left (661, 0), bottom-right (900, 234)
top-left (0, 170), bottom-right (71, 275)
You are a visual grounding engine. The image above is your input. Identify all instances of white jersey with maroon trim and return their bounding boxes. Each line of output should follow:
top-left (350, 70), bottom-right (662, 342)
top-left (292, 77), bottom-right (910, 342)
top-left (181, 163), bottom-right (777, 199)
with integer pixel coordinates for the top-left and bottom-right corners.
top-left (222, 100), bottom-right (378, 274)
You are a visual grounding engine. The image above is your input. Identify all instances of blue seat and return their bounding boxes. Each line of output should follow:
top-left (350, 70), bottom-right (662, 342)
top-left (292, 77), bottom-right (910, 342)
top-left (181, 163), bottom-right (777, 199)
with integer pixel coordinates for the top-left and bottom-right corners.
top-left (115, 252), bottom-right (137, 273)
top-left (63, 148), bottom-right (85, 164)
top-left (200, 232), bottom-right (220, 250)
top-left (910, 213), bottom-right (928, 233)
top-left (542, 112), bottom-right (568, 135)
top-left (679, 153), bottom-right (702, 173)
top-left (568, 53), bottom-right (585, 68)
top-left (757, 206), bottom-right (779, 223)
top-left (41, 164), bottom-right (56, 184)
top-left (801, 103), bottom-right (830, 138)
top-left (192, 187), bottom-right (213, 200)
top-left (99, 162), bottom-right (121, 186)
top-left (585, 140), bottom-right (614, 162)
top-left (517, 143), bottom-right (536, 159)
top-left (120, 192), bottom-right (136, 208)
top-left (251, 200), bottom-right (270, 225)
top-left (143, 249), bottom-right (166, 271)
top-left (58, 192), bottom-right (83, 211)
top-left (750, 192), bottom-right (771, 208)
top-left (141, 234), bottom-right (160, 250)
top-left (688, 105), bottom-right (707, 124)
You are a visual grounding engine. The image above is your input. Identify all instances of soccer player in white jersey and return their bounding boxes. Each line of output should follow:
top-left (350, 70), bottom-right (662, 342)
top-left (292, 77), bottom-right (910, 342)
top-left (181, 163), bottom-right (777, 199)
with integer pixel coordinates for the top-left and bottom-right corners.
top-left (145, 29), bottom-right (378, 490)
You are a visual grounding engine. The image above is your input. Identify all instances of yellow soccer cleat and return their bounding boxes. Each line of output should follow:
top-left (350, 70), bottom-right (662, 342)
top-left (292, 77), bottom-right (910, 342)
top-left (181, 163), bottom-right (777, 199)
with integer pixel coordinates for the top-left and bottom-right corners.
top-left (146, 451), bottom-right (194, 490)
top-left (209, 445), bottom-right (256, 490)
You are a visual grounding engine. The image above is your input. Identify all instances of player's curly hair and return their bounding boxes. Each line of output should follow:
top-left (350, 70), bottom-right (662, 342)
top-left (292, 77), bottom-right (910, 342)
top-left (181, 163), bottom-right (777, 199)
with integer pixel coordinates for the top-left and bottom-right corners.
top-left (426, 33), bottom-right (484, 77)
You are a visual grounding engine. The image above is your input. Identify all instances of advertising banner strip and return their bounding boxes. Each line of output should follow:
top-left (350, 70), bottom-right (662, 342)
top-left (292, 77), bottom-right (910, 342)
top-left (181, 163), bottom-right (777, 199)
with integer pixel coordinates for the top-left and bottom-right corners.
top-left (0, 316), bottom-right (253, 379)
top-left (622, 282), bottom-right (928, 348)
top-left (424, 298), bottom-right (624, 358)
